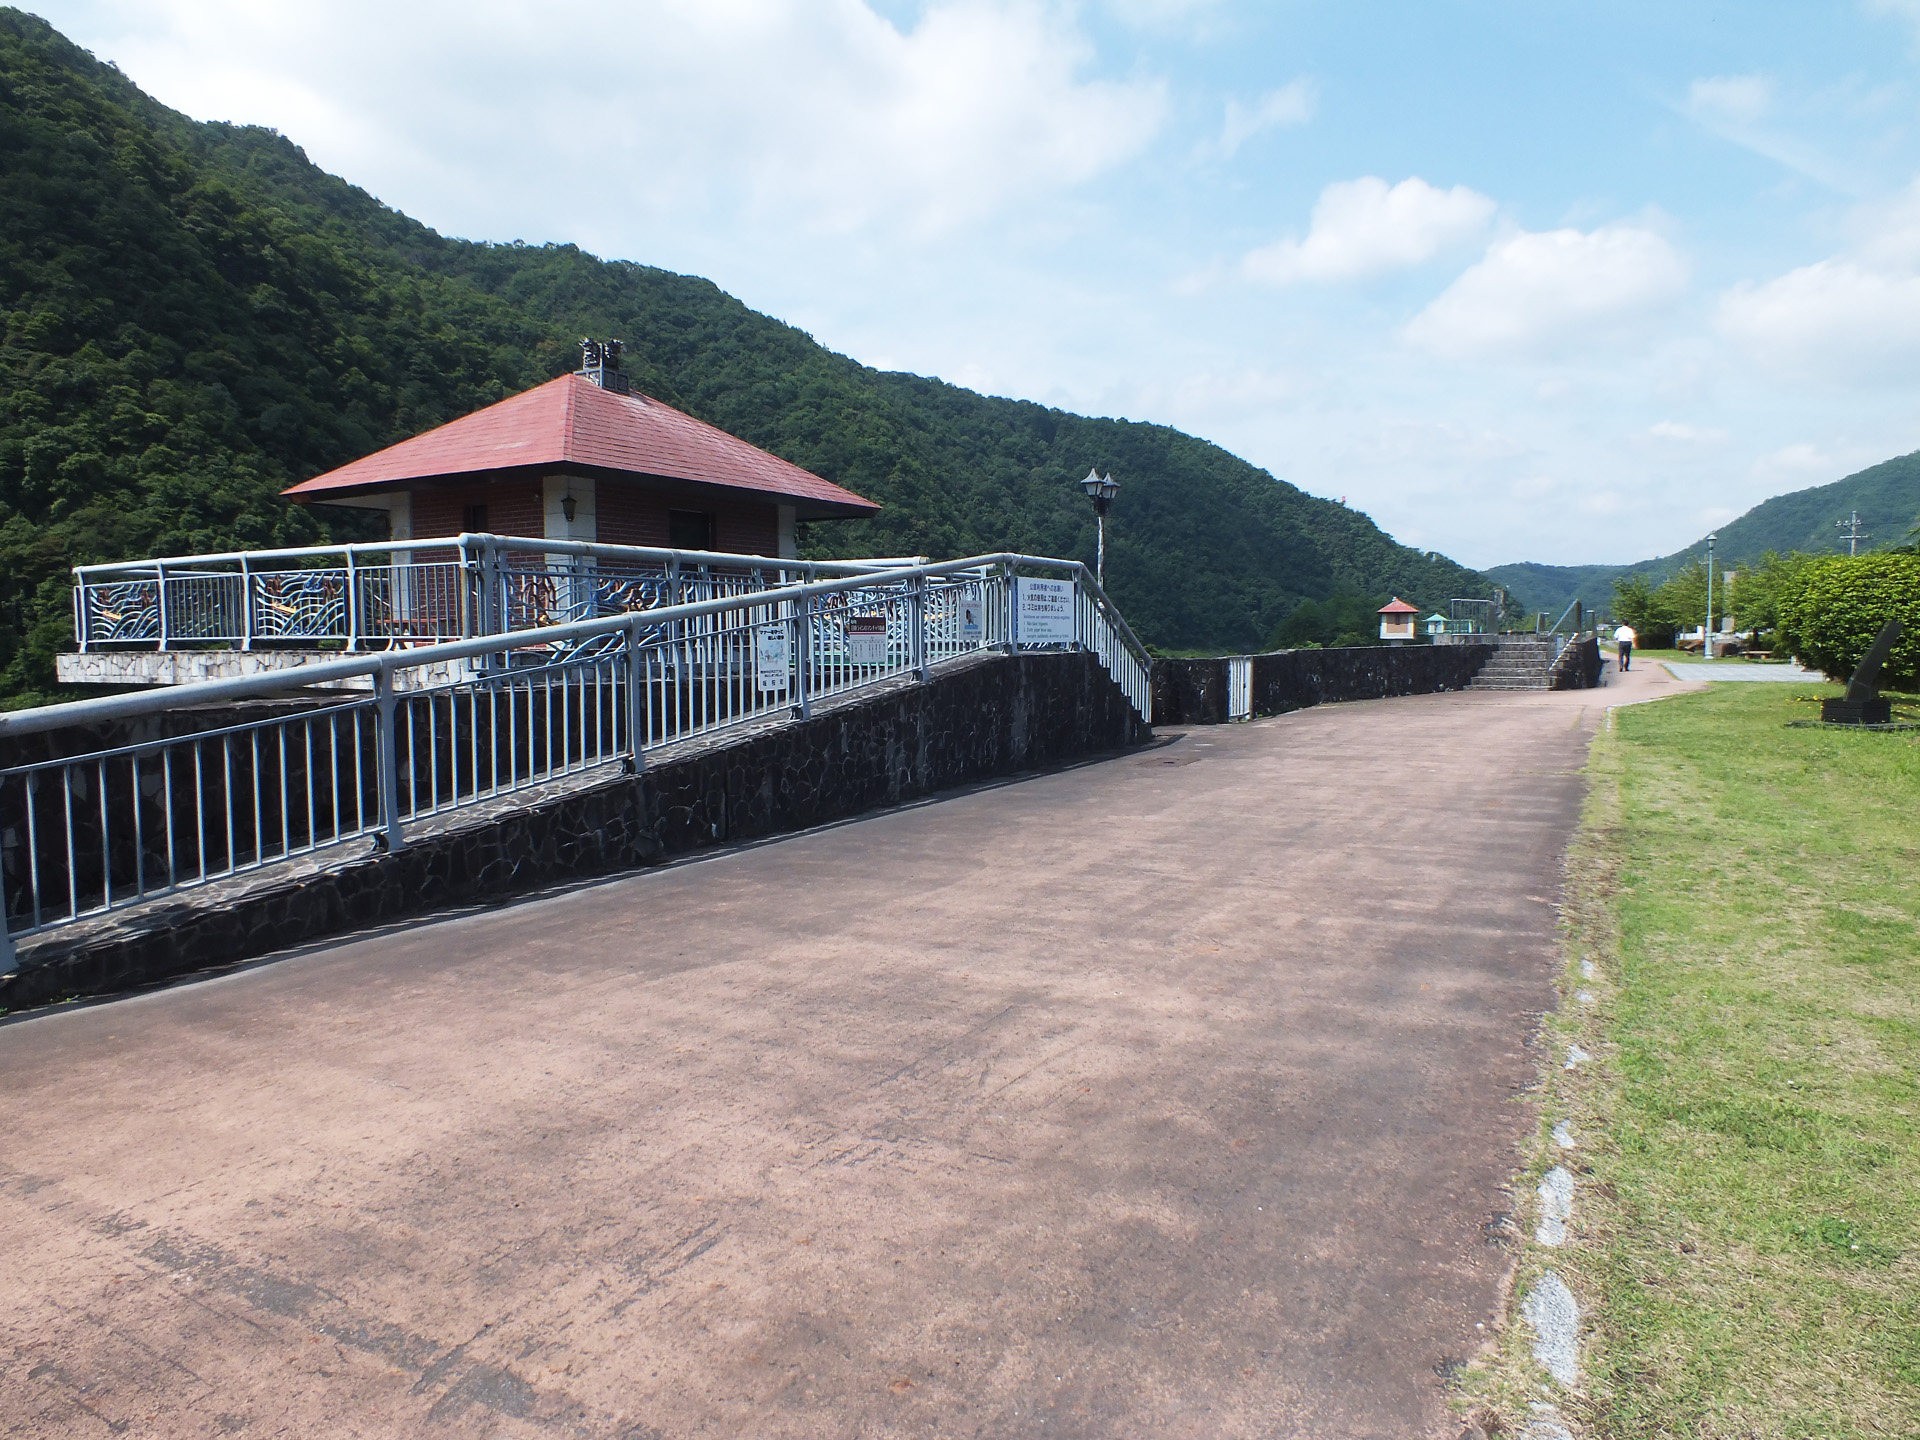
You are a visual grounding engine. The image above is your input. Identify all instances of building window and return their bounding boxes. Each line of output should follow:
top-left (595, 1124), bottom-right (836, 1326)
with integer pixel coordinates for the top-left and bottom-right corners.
top-left (464, 503), bottom-right (488, 533)
top-left (669, 510), bottom-right (713, 551)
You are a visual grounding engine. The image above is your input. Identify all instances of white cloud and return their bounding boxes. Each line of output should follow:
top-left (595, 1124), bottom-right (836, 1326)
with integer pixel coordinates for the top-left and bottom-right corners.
top-left (1243, 176), bottom-right (1495, 285)
top-left (1680, 71), bottom-right (1859, 193)
top-left (65, 0), bottom-right (1168, 243)
top-left (1405, 224), bottom-right (1689, 359)
top-left (1645, 421), bottom-right (1729, 444)
top-left (1687, 74), bottom-right (1773, 127)
top-left (1718, 259), bottom-right (1920, 377)
top-left (1213, 81), bottom-right (1317, 159)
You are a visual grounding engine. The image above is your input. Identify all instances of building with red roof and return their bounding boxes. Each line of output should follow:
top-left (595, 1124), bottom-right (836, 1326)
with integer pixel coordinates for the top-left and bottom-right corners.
top-left (282, 354), bottom-right (878, 557)
top-left (1377, 597), bottom-right (1419, 643)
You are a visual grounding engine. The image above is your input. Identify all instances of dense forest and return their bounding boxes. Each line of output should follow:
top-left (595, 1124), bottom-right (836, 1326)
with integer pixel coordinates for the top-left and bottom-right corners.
top-left (0, 9), bottom-right (1495, 703)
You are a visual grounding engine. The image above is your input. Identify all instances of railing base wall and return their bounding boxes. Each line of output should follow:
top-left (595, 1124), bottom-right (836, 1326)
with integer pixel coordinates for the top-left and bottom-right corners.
top-left (1, 652), bottom-right (1147, 1011)
top-left (1151, 644), bottom-right (1496, 726)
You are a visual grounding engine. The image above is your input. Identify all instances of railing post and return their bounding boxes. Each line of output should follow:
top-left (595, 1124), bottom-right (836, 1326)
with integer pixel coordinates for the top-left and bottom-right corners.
top-left (345, 548), bottom-right (361, 652)
top-left (154, 561), bottom-right (170, 651)
top-left (458, 537), bottom-right (474, 641)
top-left (374, 666), bottom-right (406, 853)
top-left (793, 594), bottom-right (813, 720)
top-left (239, 554), bottom-right (255, 651)
top-left (1002, 561), bottom-right (1017, 654)
top-left (911, 576), bottom-right (929, 681)
top-left (73, 578), bottom-right (87, 653)
top-left (0, 835), bottom-right (16, 973)
top-left (625, 617), bottom-right (648, 773)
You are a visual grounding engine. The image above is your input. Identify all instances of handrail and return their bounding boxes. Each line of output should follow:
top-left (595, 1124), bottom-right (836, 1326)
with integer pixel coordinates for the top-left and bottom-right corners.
top-left (72, 535), bottom-right (922, 579)
top-left (4, 550), bottom-right (1149, 963)
top-left (13, 552), bottom-right (1141, 736)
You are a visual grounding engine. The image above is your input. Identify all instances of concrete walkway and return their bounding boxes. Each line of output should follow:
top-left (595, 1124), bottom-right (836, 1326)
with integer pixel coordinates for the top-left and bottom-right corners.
top-left (1659, 659), bottom-right (1825, 683)
top-left (3, 681), bottom-right (1628, 1439)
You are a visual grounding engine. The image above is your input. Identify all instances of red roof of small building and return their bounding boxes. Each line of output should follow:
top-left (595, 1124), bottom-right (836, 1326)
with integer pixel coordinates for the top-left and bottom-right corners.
top-left (1378, 597), bottom-right (1419, 613)
top-left (282, 373), bottom-right (879, 519)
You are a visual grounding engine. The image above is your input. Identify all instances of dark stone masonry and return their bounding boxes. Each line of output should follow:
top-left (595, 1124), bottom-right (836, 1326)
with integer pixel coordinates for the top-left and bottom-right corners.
top-left (4, 652), bottom-right (1146, 1011)
top-left (1151, 643), bottom-right (1494, 726)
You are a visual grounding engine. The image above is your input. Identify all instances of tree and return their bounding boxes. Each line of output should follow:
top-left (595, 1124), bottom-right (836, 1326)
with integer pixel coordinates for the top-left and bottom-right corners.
top-left (1775, 553), bottom-right (1920, 686)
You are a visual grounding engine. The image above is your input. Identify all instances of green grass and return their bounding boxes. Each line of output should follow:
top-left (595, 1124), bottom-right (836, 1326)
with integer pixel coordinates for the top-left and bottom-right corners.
top-left (1460, 683), bottom-right (1920, 1438)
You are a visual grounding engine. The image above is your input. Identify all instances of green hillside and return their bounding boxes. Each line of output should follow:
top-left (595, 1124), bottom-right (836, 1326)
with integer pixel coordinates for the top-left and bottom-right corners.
top-left (0, 9), bottom-right (1493, 702)
top-left (1487, 452), bottom-right (1920, 616)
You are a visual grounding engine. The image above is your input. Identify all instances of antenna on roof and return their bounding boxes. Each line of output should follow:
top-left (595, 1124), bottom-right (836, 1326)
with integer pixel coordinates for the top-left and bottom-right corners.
top-left (578, 338), bottom-right (631, 394)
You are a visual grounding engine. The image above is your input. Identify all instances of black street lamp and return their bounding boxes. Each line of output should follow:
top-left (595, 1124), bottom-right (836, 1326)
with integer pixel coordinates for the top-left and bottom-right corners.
top-left (1079, 467), bottom-right (1120, 588)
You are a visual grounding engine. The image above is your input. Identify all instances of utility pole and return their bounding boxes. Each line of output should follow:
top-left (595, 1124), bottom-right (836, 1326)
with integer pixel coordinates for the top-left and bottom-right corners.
top-left (1836, 510), bottom-right (1870, 556)
top-left (1705, 533), bottom-right (1716, 660)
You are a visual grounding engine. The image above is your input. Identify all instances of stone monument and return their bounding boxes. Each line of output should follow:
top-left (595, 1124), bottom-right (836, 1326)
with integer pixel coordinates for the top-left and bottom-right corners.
top-left (1820, 619), bottom-right (1903, 725)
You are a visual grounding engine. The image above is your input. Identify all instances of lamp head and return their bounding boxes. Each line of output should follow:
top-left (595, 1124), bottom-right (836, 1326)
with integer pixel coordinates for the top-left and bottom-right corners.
top-left (1079, 468), bottom-right (1120, 511)
top-left (562, 492), bottom-right (577, 523)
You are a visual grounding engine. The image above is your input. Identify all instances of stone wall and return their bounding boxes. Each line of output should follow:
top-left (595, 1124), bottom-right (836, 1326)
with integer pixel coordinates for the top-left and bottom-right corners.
top-left (1549, 636), bottom-right (1603, 690)
top-left (1151, 644), bottom-right (1492, 726)
top-left (3, 652), bottom-right (1146, 1010)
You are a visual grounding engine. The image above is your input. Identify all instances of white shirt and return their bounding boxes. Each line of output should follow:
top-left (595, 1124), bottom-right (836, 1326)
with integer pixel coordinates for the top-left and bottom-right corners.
top-left (1613, 625), bottom-right (1636, 644)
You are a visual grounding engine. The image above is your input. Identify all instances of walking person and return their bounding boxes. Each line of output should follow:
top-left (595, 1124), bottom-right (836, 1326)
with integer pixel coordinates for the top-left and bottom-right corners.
top-left (1613, 622), bottom-right (1636, 672)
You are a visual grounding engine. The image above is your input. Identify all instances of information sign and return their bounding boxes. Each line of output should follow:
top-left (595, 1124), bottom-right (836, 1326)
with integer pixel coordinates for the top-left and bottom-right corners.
top-left (755, 624), bottom-right (790, 692)
top-left (846, 613), bottom-right (888, 666)
top-left (1014, 577), bottom-right (1075, 644)
top-left (957, 594), bottom-right (985, 642)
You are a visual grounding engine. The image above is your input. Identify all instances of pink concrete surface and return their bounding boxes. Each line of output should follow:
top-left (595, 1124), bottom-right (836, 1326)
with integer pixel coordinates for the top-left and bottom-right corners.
top-left (0, 674), bottom-right (1676, 1438)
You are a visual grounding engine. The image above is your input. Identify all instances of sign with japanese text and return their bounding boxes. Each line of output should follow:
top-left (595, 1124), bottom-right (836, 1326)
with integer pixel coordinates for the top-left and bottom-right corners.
top-left (846, 613), bottom-right (888, 666)
top-left (755, 624), bottom-right (790, 692)
top-left (1014, 577), bottom-right (1074, 644)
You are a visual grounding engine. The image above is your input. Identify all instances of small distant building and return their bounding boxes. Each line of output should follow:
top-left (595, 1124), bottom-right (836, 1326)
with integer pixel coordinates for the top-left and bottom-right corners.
top-left (1424, 612), bottom-right (1449, 639)
top-left (1378, 597), bottom-right (1418, 643)
top-left (282, 351), bottom-right (879, 555)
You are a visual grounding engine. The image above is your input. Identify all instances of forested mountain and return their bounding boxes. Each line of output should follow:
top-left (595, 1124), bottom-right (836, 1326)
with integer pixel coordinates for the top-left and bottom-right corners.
top-left (0, 9), bottom-right (1493, 701)
top-left (1487, 452), bottom-right (1920, 617)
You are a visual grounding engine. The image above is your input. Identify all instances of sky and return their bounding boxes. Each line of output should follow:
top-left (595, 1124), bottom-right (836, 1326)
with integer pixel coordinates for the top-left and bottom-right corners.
top-left (27, 0), bottom-right (1920, 567)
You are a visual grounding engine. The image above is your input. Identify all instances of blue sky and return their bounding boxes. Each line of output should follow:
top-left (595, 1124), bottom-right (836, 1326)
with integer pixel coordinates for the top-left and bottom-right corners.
top-left (30, 0), bottom-right (1920, 567)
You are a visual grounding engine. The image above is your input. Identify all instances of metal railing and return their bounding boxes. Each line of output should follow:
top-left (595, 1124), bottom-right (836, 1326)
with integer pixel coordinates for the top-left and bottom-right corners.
top-left (70, 535), bottom-right (922, 652)
top-left (6, 554), bottom-right (1149, 966)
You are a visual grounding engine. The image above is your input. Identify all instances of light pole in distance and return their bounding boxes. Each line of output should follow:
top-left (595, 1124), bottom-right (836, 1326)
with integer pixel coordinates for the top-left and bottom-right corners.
top-left (1704, 532), bottom-right (1716, 660)
top-left (1079, 467), bottom-right (1119, 588)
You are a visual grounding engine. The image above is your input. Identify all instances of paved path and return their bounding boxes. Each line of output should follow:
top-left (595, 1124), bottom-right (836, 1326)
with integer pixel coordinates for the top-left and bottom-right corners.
top-left (1659, 659), bottom-right (1825, 683)
top-left (1, 677), bottom-right (1647, 1439)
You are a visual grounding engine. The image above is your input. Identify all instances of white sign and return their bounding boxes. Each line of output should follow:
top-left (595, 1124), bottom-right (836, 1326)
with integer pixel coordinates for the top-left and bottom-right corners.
top-left (1015, 577), bottom-right (1075, 644)
top-left (957, 594), bottom-right (985, 641)
top-left (846, 614), bottom-right (888, 666)
top-left (755, 624), bottom-right (790, 692)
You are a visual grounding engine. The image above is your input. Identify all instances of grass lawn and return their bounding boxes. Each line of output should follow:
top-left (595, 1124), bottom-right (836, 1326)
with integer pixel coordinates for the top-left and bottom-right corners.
top-left (1463, 682), bottom-right (1920, 1438)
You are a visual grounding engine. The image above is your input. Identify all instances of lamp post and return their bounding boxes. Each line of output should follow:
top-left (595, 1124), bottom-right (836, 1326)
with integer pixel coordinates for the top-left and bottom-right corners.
top-left (1704, 532), bottom-right (1716, 660)
top-left (1079, 467), bottom-right (1119, 588)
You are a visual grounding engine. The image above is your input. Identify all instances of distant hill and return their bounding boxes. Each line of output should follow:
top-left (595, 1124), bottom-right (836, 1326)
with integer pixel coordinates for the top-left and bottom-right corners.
top-left (0, 9), bottom-right (1493, 701)
top-left (1487, 452), bottom-right (1920, 616)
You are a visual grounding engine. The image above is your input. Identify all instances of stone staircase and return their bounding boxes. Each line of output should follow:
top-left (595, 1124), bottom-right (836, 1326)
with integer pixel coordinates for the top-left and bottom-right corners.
top-left (1468, 638), bottom-right (1561, 691)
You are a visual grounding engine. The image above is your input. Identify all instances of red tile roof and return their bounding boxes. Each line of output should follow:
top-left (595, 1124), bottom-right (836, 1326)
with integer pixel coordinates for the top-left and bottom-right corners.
top-left (282, 374), bottom-right (878, 519)
top-left (1378, 597), bottom-right (1419, 613)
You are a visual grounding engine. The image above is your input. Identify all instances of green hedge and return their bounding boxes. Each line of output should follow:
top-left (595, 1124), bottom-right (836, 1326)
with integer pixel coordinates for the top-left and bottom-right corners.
top-left (1775, 553), bottom-right (1920, 685)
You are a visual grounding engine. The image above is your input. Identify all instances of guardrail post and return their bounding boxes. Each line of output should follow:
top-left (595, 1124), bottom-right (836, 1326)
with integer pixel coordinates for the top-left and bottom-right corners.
top-left (793, 595), bottom-right (813, 720)
top-left (911, 576), bottom-right (929, 681)
top-left (73, 580), bottom-right (87, 653)
top-left (239, 554), bottom-right (255, 651)
top-left (1002, 561), bottom-right (1017, 654)
top-left (374, 667), bottom-right (406, 853)
top-left (345, 548), bottom-right (361, 652)
top-left (625, 618), bottom-right (648, 773)
top-left (0, 858), bottom-right (16, 973)
top-left (155, 561), bottom-right (170, 651)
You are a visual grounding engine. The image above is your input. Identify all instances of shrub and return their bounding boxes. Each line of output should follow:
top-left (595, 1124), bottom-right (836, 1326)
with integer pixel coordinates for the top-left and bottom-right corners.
top-left (1775, 553), bottom-right (1920, 685)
